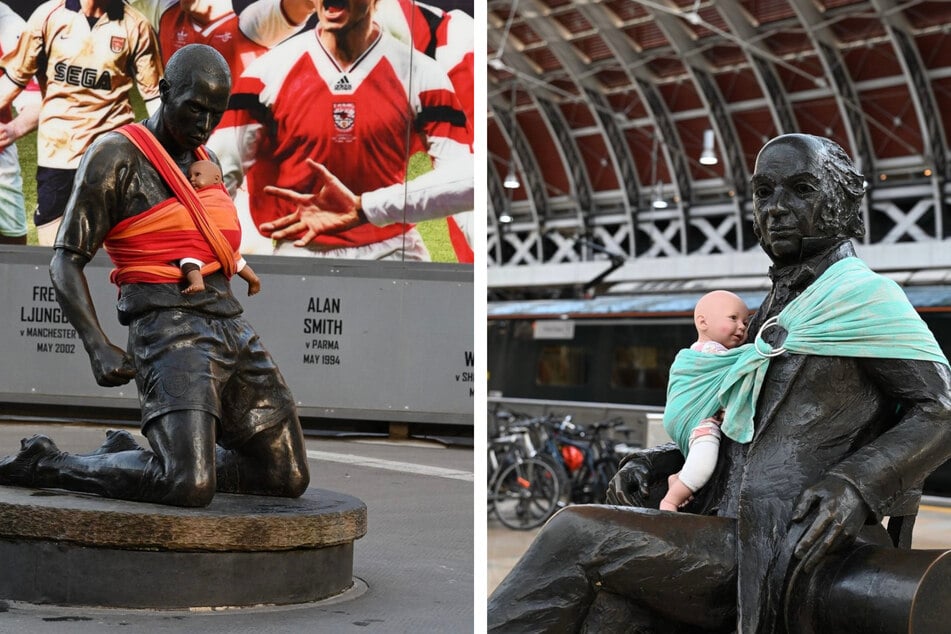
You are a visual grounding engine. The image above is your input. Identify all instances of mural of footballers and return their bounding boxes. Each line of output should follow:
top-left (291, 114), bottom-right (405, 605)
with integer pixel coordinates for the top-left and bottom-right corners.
top-left (127, 0), bottom-right (314, 81)
top-left (376, 0), bottom-right (475, 263)
top-left (214, 0), bottom-right (474, 262)
top-left (126, 0), bottom-right (316, 255)
top-left (0, 0), bottom-right (164, 245)
top-left (0, 1), bottom-right (40, 245)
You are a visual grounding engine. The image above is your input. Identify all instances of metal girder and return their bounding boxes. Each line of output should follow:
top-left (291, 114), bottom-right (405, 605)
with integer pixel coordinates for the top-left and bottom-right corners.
top-left (489, 99), bottom-right (547, 230)
top-left (870, 0), bottom-right (947, 237)
top-left (636, 77), bottom-right (692, 211)
top-left (645, 6), bottom-right (749, 202)
top-left (533, 95), bottom-right (591, 226)
top-left (486, 159), bottom-right (505, 265)
top-left (869, 0), bottom-right (947, 174)
top-left (575, 2), bottom-right (689, 209)
top-left (562, 3), bottom-right (645, 207)
top-left (507, 0), bottom-right (601, 231)
top-left (790, 2), bottom-right (876, 177)
top-left (487, 156), bottom-right (507, 228)
top-left (694, 70), bottom-right (749, 201)
top-left (716, 0), bottom-right (799, 135)
top-left (886, 27), bottom-right (947, 178)
top-left (583, 86), bottom-right (639, 208)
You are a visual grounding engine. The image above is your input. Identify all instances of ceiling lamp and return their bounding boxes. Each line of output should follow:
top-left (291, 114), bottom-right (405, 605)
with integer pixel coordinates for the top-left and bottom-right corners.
top-left (651, 182), bottom-right (668, 209)
top-left (498, 212), bottom-right (513, 223)
top-left (503, 167), bottom-right (520, 189)
top-left (648, 135), bottom-right (668, 209)
top-left (503, 79), bottom-right (521, 190)
top-left (699, 129), bottom-right (718, 166)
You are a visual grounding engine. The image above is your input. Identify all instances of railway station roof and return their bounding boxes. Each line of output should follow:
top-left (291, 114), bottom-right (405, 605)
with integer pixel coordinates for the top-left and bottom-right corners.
top-left (487, 0), bottom-right (951, 294)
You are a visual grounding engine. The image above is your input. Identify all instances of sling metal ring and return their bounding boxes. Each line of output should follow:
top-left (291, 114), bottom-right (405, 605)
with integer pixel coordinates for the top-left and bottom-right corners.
top-left (754, 315), bottom-right (787, 358)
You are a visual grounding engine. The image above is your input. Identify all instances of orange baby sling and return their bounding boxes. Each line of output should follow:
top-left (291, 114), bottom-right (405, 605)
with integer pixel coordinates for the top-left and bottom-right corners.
top-left (104, 123), bottom-right (239, 285)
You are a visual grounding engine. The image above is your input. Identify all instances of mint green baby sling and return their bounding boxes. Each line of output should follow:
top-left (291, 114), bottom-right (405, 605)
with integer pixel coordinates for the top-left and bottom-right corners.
top-left (662, 257), bottom-right (949, 456)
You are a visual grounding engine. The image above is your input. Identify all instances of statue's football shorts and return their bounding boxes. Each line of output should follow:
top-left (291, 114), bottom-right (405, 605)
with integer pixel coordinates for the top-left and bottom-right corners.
top-left (129, 308), bottom-right (296, 449)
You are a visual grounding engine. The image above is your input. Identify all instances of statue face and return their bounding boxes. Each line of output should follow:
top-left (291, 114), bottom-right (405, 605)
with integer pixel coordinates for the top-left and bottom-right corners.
top-left (161, 74), bottom-right (230, 153)
top-left (751, 137), bottom-right (829, 264)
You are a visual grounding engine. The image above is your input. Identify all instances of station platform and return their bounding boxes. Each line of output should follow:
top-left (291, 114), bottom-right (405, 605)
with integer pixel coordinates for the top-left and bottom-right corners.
top-left (0, 421), bottom-right (473, 633)
top-left (488, 496), bottom-right (951, 595)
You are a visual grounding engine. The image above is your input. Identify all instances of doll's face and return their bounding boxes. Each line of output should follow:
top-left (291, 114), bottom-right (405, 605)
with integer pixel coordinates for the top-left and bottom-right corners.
top-left (188, 161), bottom-right (222, 188)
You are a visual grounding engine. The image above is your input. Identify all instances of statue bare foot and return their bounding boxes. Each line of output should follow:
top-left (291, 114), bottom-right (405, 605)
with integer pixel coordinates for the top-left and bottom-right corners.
top-left (84, 429), bottom-right (143, 455)
top-left (0, 435), bottom-right (61, 486)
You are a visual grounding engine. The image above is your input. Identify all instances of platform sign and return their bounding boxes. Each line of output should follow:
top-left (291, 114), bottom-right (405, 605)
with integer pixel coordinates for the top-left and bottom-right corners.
top-left (0, 248), bottom-right (473, 426)
top-left (533, 319), bottom-right (575, 340)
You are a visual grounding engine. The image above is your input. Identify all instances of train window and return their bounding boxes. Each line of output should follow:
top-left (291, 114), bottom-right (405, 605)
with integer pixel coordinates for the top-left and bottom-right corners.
top-left (536, 345), bottom-right (586, 386)
top-left (512, 321), bottom-right (534, 340)
top-left (611, 346), bottom-right (671, 390)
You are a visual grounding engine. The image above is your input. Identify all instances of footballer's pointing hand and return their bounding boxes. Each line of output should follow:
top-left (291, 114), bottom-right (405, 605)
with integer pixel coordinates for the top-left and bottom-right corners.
top-left (261, 160), bottom-right (366, 246)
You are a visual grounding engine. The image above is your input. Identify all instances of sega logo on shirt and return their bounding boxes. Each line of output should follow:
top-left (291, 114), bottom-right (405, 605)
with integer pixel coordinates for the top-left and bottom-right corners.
top-left (53, 62), bottom-right (112, 90)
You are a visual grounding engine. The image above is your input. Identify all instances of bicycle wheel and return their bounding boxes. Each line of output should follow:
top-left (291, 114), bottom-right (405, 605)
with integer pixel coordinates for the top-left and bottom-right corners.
top-left (538, 453), bottom-right (572, 508)
top-left (492, 457), bottom-right (561, 530)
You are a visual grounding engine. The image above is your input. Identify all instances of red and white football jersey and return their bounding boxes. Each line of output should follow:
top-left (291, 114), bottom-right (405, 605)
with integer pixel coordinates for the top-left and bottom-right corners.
top-left (377, 0), bottom-right (474, 262)
top-left (129, 0), bottom-right (304, 83)
top-left (385, 0), bottom-right (473, 144)
top-left (220, 27), bottom-right (472, 249)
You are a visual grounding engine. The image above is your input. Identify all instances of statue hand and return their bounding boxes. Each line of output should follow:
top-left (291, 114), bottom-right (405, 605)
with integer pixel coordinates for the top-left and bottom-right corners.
top-left (89, 342), bottom-right (136, 387)
top-left (792, 476), bottom-right (870, 573)
top-left (605, 452), bottom-right (654, 506)
top-left (606, 442), bottom-right (685, 507)
top-left (260, 159), bottom-right (364, 246)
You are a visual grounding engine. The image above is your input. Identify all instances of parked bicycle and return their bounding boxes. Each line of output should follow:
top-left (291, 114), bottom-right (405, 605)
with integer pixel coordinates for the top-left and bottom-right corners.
top-left (550, 416), bottom-right (628, 504)
top-left (487, 423), bottom-right (562, 530)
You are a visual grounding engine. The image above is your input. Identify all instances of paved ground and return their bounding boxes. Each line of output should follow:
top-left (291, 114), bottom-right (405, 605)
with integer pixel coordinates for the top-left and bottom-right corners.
top-left (0, 422), bottom-right (473, 633)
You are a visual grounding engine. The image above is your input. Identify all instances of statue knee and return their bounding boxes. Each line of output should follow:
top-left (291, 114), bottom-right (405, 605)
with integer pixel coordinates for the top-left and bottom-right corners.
top-left (283, 464), bottom-right (309, 498)
top-left (163, 465), bottom-right (216, 507)
top-left (261, 429), bottom-right (310, 497)
top-left (548, 504), bottom-right (606, 529)
top-left (536, 505), bottom-right (594, 547)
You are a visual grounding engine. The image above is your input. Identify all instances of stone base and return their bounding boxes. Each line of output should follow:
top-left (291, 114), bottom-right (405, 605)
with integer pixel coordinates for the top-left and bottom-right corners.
top-left (0, 486), bottom-right (367, 608)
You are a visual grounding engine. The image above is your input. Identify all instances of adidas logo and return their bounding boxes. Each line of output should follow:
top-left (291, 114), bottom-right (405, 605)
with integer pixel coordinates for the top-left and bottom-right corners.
top-left (334, 75), bottom-right (352, 92)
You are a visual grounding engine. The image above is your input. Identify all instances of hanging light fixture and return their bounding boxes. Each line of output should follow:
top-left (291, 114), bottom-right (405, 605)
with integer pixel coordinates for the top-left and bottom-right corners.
top-left (498, 211), bottom-right (513, 223)
top-left (699, 128), bottom-right (718, 165)
top-left (504, 80), bottom-right (521, 190)
top-left (649, 135), bottom-right (668, 209)
top-left (503, 167), bottom-right (520, 189)
top-left (651, 182), bottom-right (668, 209)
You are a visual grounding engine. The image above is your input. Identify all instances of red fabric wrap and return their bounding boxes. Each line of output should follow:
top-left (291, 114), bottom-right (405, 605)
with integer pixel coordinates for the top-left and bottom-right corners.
top-left (105, 124), bottom-right (240, 285)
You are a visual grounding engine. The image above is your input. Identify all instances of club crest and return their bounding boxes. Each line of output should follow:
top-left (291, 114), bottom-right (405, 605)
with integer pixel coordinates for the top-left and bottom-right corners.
top-left (333, 103), bottom-right (355, 131)
top-left (110, 36), bottom-right (125, 53)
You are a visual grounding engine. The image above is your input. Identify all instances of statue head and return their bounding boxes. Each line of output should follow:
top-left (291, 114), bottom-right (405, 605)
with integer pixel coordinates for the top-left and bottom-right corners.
top-left (157, 44), bottom-right (231, 154)
top-left (751, 134), bottom-right (866, 265)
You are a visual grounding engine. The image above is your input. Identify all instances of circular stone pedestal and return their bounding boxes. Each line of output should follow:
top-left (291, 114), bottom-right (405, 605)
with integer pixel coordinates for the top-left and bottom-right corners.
top-left (0, 486), bottom-right (366, 608)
